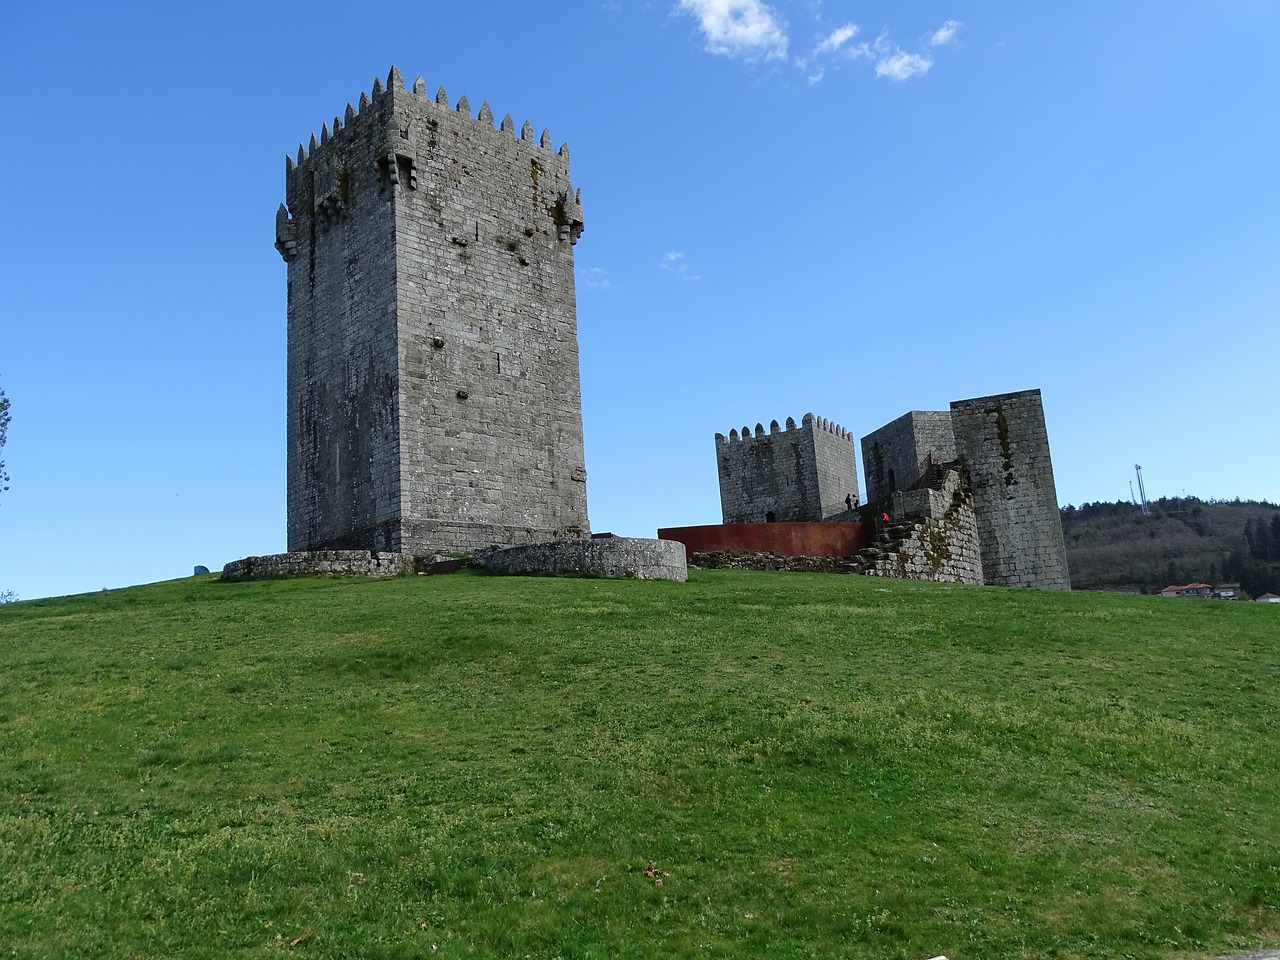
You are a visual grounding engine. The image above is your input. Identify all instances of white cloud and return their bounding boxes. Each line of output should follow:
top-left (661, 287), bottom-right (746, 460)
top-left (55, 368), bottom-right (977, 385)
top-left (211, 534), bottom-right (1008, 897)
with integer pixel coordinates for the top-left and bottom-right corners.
top-left (876, 50), bottom-right (932, 81)
top-left (661, 250), bottom-right (701, 281)
top-left (583, 267), bottom-right (611, 290)
top-left (815, 23), bottom-right (857, 54)
top-left (930, 19), bottom-right (961, 47)
top-left (807, 68), bottom-right (824, 86)
top-left (678, 0), bottom-right (789, 61)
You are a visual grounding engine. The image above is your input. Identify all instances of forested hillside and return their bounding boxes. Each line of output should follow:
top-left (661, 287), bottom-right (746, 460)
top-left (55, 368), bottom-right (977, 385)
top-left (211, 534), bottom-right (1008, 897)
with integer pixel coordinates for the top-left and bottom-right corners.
top-left (1061, 497), bottom-right (1280, 596)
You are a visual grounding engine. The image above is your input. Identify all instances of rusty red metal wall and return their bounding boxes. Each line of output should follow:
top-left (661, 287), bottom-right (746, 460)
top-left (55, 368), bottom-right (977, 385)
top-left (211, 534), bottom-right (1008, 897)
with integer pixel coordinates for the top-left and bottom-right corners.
top-left (657, 522), bottom-right (872, 558)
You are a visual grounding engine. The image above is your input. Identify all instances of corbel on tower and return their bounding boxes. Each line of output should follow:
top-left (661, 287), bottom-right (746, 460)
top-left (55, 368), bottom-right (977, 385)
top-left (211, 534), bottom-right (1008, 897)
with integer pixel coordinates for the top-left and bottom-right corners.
top-left (275, 203), bottom-right (297, 262)
top-left (557, 187), bottom-right (585, 245)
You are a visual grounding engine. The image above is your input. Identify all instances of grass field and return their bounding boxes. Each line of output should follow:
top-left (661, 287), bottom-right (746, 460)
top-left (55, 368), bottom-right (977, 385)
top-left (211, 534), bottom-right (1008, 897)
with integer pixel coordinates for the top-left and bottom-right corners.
top-left (2, 569), bottom-right (1278, 959)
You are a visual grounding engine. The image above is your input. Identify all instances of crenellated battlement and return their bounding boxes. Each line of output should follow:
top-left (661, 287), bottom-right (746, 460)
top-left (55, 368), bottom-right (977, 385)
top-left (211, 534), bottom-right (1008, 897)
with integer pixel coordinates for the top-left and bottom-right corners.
top-left (715, 412), bottom-right (852, 446)
top-left (277, 66), bottom-right (584, 261)
top-left (285, 66), bottom-right (572, 180)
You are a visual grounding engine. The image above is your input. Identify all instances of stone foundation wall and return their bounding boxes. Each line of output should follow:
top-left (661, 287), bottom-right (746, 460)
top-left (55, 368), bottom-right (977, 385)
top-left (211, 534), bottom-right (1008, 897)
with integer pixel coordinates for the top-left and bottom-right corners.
top-left (477, 537), bottom-right (687, 582)
top-left (690, 552), bottom-right (859, 574)
top-left (221, 551), bottom-right (415, 582)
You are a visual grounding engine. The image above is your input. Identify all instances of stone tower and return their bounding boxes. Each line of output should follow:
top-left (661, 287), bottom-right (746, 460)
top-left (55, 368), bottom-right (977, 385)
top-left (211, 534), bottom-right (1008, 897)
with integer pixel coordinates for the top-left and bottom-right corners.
top-left (859, 389), bottom-right (1069, 590)
top-left (715, 414), bottom-right (859, 524)
top-left (275, 68), bottom-right (590, 556)
top-left (949, 390), bottom-right (1069, 590)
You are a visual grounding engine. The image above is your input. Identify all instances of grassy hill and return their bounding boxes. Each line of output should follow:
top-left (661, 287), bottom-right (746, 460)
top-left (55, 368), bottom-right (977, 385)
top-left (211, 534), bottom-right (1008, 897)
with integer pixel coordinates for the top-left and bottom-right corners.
top-left (2, 569), bottom-right (1278, 959)
top-left (1063, 498), bottom-right (1280, 596)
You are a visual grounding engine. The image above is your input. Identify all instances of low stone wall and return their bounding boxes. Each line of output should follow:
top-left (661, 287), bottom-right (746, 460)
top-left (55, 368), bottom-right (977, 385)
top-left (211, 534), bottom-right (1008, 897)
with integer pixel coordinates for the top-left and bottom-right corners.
top-left (477, 537), bottom-right (687, 582)
top-left (691, 552), bottom-right (859, 574)
top-left (221, 550), bottom-right (415, 582)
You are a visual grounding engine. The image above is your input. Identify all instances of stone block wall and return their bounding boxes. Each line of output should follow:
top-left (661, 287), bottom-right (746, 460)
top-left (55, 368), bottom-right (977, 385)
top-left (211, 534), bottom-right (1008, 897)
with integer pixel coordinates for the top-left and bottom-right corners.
top-left (277, 68), bottom-right (590, 557)
top-left (860, 411), bottom-right (956, 503)
top-left (715, 414), bottom-right (858, 524)
top-left (857, 469), bottom-right (983, 584)
top-left (221, 551), bottom-right (415, 581)
top-left (949, 390), bottom-right (1069, 590)
top-left (477, 537), bottom-right (687, 582)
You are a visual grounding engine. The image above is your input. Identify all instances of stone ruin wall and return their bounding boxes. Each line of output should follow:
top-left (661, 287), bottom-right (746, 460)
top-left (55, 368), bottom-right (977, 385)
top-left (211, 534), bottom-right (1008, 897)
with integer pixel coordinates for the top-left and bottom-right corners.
top-left (950, 390), bottom-right (1070, 590)
top-left (853, 391), bottom-right (1068, 590)
top-left (477, 537), bottom-right (688, 582)
top-left (277, 68), bottom-right (589, 557)
top-left (222, 551), bottom-right (415, 581)
top-left (715, 414), bottom-right (859, 524)
top-left (857, 469), bottom-right (983, 585)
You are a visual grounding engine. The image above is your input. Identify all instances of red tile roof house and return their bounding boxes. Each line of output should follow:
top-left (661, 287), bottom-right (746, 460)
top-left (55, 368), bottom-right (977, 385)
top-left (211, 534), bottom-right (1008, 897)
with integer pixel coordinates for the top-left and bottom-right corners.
top-left (1160, 583), bottom-right (1214, 598)
top-left (1256, 593), bottom-right (1280, 603)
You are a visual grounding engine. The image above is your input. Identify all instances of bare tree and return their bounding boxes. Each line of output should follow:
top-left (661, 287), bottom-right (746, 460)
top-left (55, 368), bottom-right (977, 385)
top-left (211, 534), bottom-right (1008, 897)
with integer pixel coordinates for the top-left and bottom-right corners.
top-left (0, 382), bottom-right (8, 497)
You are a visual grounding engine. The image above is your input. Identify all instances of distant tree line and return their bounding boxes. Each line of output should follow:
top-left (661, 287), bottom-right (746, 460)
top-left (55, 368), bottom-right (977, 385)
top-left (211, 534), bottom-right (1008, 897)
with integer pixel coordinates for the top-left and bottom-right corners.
top-left (1223, 515), bottom-right (1280, 598)
top-left (1060, 496), bottom-right (1280, 598)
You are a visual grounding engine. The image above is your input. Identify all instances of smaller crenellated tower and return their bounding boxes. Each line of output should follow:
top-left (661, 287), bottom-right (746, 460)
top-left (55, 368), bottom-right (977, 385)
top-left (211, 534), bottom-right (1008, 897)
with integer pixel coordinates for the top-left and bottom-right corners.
top-left (714, 413), bottom-right (859, 524)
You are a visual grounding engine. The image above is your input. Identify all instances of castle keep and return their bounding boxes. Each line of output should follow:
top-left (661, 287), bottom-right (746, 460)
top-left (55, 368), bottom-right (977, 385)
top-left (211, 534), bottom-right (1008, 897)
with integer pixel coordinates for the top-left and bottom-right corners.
top-left (275, 68), bottom-right (590, 555)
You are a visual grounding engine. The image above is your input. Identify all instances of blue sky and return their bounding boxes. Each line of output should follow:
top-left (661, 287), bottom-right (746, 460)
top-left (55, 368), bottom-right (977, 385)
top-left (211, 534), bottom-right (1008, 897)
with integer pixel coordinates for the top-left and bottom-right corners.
top-left (1, 1), bottom-right (1277, 600)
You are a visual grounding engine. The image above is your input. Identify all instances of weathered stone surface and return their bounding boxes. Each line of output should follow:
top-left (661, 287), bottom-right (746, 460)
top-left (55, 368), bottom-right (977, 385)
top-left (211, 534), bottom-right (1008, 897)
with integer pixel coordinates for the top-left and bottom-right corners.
top-left (715, 414), bottom-right (859, 524)
top-left (221, 551), bottom-right (415, 581)
top-left (856, 389), bottom-right (1069, 590)
top-left (278, 69), bottom-right (589, 558)
top-left (861, 411), bottom-right (956, 503)
top-left (950, 390), bottom-right (1069, 590)
top-left (690, 552), bottom-right (859, 574)
top-left (854, 468), bottom-right (984, 585)
top-left (477, 538), bottom-right (687, 582)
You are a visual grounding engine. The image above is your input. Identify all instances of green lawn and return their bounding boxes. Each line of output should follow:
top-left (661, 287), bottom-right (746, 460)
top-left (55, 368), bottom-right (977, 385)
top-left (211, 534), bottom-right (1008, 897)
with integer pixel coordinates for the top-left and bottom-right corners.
top-left (2, 569), bottom-right (1277, 958)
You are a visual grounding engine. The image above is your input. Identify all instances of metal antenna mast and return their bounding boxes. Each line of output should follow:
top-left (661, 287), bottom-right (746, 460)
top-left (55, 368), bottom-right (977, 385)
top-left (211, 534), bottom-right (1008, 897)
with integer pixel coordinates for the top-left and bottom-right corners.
top-left (1134, 464), bottom-right (1150, 516)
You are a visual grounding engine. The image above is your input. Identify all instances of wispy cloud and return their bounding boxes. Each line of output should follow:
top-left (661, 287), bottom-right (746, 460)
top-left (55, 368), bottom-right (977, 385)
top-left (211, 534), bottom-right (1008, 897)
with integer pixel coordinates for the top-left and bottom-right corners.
top-left (583, 267), bottom-right (611, 290)
top-left (675, 4), bottom-right (959, 83)
top-left (661, 250), bottom-right (701, 281)
top-left (815, 22), bottom-right (857, 55)
top-left (930, 19), bottom-right (961, 47)
top-left (678, 0), bottom-right (789, 61)
top-left (875, 50), bottom-right (932, 81)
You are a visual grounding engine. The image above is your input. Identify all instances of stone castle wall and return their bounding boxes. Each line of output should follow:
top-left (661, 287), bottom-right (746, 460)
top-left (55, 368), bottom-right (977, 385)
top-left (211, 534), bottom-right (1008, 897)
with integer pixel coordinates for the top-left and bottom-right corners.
top-left (950, 390), bottom-right (1069, 590)
top-left (853, 390), bottom-right (1068, 589)
top-left (277, 68), bottom-right (589, 556)
top-left (858, 468), bottom-right (983, 584)
top-left (714, 414), bottom-right (858, 524)
top-left (861, 410), bottom-right (956, 503)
